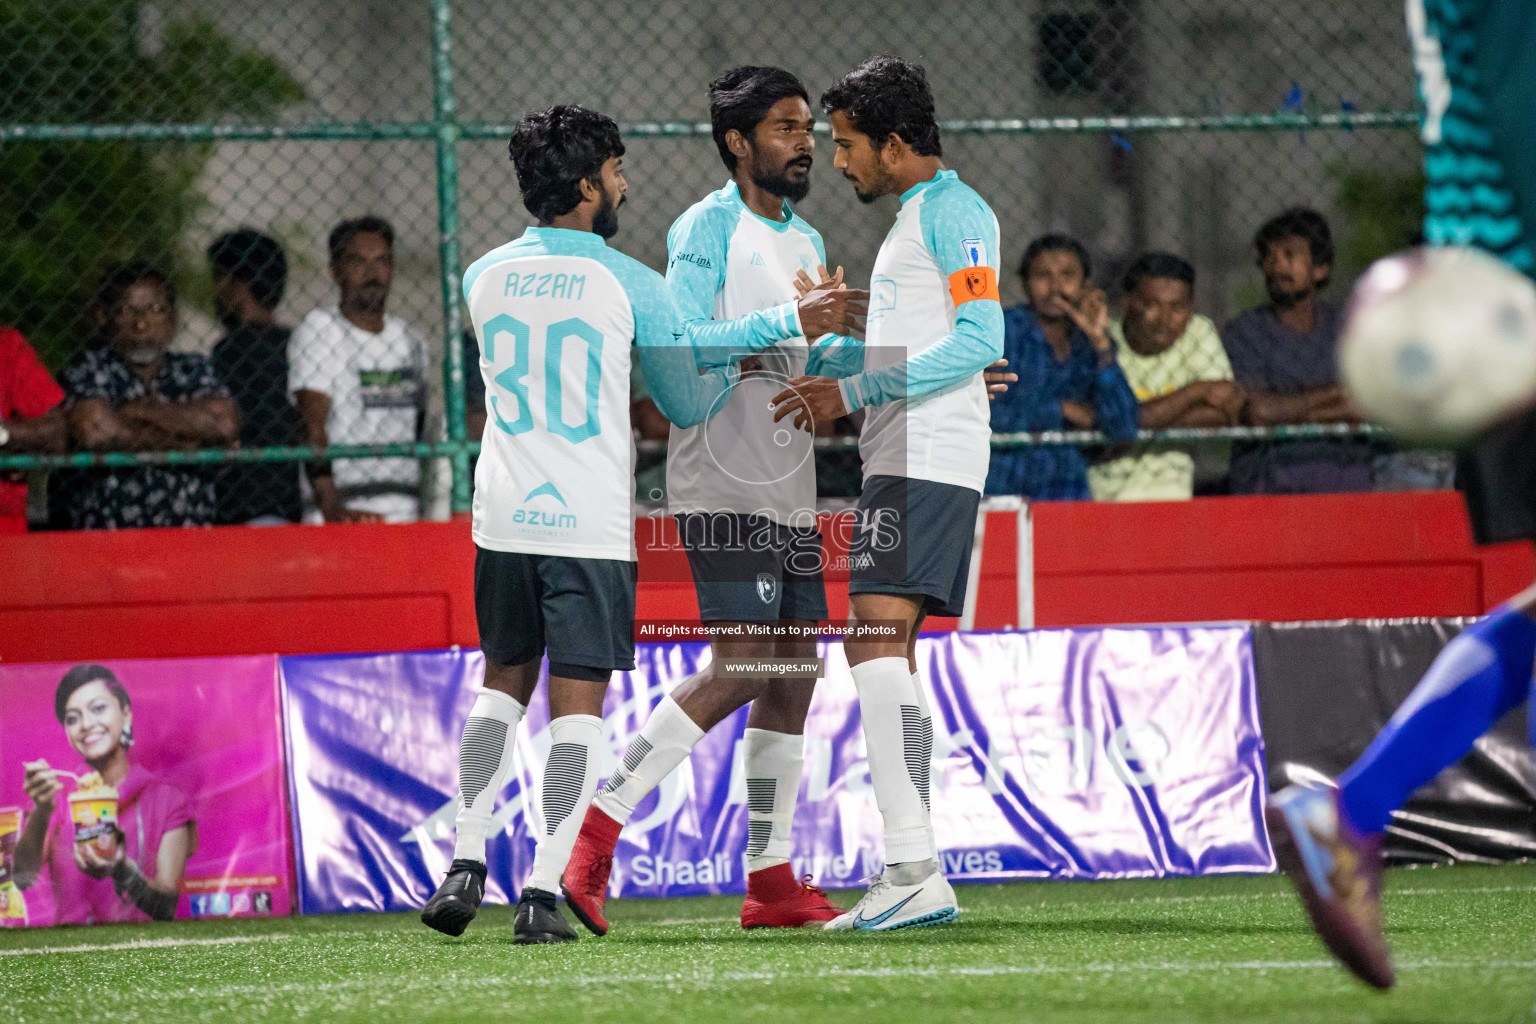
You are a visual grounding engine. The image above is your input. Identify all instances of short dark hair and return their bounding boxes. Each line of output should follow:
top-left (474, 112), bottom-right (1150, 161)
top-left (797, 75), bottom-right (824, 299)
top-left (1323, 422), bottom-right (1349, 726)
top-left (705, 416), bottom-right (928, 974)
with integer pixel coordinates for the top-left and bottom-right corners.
top-left (328, 216), bottom-right (395, 265)
top-left (208, 229), bottom-right (288, 310)
top-left (1020, 234), bottom-right (1091, 280)
top-left (1122, 252), bottom-right (1195, 295)
top-left (55, 664), bottom-right (130, 724)
top-left (508, 105), bottom-right (626, 223)
top-left (709, 66), bottom-right (810, 172)
top-left (1255, 207), bottom-right (1334, 279)
top-left (95, 262), bottom-right (175, 313)
top-left (820, 55), bottom-right (942, 157)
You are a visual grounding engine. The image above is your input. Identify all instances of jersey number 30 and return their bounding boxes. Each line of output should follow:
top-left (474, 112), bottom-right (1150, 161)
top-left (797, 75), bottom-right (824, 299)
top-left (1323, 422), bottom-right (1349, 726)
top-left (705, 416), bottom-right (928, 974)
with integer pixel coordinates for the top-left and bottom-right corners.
top-left (481, 314), bottom-right (603, 443)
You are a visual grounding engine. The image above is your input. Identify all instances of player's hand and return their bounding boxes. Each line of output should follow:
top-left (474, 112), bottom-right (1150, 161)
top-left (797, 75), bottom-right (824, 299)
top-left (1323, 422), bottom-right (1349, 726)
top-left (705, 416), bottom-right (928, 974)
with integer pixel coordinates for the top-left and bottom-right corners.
top-left (793, 263), bottom-right (842, 299)
top-left (770, 375), bottom-right (848, 433)
top-left (795, 265), bottom-right (867, 340)
top-left (1063, 288), bottom-right (1111, 350)
top-left (983, 359), bottom-right (1017, 401)
top-left (22, 759), bottom-right (62, 815)
top-left (738, 355), bottom-right (766, 378)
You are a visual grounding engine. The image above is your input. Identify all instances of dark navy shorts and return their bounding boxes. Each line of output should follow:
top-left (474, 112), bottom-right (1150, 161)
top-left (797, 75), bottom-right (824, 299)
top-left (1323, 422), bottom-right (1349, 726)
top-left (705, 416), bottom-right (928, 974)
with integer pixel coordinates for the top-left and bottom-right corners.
top-left (847, 475), bottom-right (981, 619)
top-left (474, 546), bottom-right (636, 671)
top-left (675, 513), bottom-right (828, 623)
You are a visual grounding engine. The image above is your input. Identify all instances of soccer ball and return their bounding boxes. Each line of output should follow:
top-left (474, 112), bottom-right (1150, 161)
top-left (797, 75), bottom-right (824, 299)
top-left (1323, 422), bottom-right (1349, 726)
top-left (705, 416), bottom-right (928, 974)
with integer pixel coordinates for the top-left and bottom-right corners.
top-left (1339, 246), bottom-right (1536, 445)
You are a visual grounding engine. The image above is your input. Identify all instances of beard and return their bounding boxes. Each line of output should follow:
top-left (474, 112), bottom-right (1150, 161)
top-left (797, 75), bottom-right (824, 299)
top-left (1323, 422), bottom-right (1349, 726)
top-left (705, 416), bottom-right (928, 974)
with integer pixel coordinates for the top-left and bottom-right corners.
top-left (849, 166), bottom-right (892, 204)
top-left (752, 156), bottom-right (811, 204)
top-left (593, 192), bottom-right (623, 240)
top-left (349, 282), bottom-right (389, 314)
top-left (1265, 279), bottom-right (1311, 308)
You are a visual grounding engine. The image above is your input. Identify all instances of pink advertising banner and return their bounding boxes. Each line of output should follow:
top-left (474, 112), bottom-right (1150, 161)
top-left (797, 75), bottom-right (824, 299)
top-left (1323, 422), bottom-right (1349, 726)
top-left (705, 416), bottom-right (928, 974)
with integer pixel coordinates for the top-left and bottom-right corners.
top-left (0, 656), bottom-right (293, 927)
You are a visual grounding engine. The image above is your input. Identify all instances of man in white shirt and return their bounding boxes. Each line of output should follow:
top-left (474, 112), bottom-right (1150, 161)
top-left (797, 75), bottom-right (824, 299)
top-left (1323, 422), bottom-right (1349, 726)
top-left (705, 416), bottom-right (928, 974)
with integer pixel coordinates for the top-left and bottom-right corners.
top-left (771, 56), bottom-right (1006, 932)
top-left (290, 216), bottom-right (429, 524)
top-left (559, 66), bottom-right (866, 936)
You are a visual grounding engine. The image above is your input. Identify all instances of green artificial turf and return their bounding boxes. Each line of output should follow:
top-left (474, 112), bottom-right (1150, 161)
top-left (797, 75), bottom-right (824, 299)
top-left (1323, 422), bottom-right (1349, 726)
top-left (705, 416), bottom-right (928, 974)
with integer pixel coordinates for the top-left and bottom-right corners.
top-left (2, 864), bottom-right (1533, 1024)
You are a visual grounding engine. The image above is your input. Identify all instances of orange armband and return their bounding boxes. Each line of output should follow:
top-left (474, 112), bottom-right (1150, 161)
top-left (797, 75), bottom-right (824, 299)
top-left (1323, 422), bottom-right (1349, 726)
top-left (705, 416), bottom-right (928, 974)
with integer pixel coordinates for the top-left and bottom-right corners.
top-left (948, 266), bottom-right (1000, 306)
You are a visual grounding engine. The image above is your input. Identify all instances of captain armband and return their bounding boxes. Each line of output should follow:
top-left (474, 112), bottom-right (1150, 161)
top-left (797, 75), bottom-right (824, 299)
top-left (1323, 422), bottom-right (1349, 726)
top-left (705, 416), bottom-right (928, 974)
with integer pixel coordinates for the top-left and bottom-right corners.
top-left (948, 266), bottom-right (1000, 306)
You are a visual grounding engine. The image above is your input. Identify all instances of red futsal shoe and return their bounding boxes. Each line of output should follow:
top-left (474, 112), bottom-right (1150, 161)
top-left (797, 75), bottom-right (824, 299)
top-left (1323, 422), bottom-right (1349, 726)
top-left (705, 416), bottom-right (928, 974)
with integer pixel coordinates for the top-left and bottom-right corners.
top-left (560, 804), bottom-right (623, 936)
top-left (740, 863), bottom-right (843, 929)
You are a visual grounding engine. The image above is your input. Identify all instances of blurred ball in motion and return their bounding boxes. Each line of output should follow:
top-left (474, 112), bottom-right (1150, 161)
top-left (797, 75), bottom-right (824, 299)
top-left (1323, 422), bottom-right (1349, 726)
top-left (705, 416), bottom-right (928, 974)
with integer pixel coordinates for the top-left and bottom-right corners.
top-left (1340, 247), bottom-right (1536, 445)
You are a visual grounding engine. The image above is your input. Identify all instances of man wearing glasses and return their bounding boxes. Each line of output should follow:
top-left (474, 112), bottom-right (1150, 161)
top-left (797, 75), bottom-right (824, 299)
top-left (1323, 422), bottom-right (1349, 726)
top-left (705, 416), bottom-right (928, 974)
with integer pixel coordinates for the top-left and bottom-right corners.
top-left (60, 263), bottom-right (239, 529)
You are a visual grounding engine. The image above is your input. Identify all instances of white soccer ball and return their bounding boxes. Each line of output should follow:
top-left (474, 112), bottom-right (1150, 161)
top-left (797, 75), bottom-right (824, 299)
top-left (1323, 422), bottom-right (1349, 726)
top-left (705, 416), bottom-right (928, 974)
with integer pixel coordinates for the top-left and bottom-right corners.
top-left (1339, 246), bottom-right (1536, 445)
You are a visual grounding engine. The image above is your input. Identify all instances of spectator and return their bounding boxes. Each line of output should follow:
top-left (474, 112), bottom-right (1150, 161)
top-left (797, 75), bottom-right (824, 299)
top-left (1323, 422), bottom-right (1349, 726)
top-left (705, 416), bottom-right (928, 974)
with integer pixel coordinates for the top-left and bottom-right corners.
top-left (1221, 208), bottom-right (1374, 494)
top-left (1089, 254), bottom-right (1242, 502)
top-left (0, 326), bottom-right (67, 533)
top-left (208, 229), bottom-right (302, 525)
top-left (985, 234), bottom-right (1138, 500)
top-left (61, 265), bottom-right (238, 529)
top-left (290, 216), bottom-right (429, 524)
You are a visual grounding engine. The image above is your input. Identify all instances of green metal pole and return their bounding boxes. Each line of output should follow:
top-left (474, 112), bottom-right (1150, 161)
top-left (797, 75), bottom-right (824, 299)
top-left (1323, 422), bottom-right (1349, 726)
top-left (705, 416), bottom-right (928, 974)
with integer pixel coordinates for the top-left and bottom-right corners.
top-left (431, 0), bottom-right (471, 515)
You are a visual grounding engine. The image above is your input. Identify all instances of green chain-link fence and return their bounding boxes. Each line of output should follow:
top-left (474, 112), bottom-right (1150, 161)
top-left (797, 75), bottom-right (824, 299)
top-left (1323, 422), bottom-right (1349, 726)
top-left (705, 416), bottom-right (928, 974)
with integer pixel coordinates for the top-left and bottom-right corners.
top-left (1, 0), bottom-right (1423, 527)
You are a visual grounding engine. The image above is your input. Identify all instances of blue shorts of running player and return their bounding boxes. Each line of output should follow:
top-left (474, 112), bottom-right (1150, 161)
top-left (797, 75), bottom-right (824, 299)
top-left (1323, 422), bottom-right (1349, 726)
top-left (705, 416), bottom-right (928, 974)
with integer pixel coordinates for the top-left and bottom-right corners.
top-left (847, 475), bottom-right (981, 619)
top-left (474, 546), bottom-right (636, 676)
top-left (674, 512), bottom-right (829, 623)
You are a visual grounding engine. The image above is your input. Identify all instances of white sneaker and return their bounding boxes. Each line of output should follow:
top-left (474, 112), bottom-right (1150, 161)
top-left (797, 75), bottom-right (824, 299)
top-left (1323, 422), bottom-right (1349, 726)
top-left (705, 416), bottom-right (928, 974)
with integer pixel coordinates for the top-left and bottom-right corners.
top-left (823, 871), bottom-right (959, 931)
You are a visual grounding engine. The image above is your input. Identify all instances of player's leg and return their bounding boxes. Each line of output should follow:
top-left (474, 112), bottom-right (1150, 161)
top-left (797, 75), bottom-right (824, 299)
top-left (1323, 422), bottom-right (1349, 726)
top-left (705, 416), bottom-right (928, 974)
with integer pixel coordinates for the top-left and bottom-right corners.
top-left (514, 669), bottom-right (606, 944)
top-left (561, 630), bottom-right (774, 935)
top-left (1267, 581), bottom-right (1536, 988)
top-left (422, 548), bottom-right (544, 937)
top-left (563, 512), bottom-right (785, 934)
top-left (906, 610), bottom-right (937, 862)
top-left (514, 556), bottom-right (637, 944)
top-left (826, 475), bottom-right (975, 931)
top-left (737, 615), bottom-right (842, 928)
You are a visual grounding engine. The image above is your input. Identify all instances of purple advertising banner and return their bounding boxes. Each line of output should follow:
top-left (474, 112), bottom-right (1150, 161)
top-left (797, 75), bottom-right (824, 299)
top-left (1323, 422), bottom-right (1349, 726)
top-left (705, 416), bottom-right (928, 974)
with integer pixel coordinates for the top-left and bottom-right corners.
top-left (284, 627), bottom-right (1271, 914)
top-left (0, 656), bottom-right (294, 927)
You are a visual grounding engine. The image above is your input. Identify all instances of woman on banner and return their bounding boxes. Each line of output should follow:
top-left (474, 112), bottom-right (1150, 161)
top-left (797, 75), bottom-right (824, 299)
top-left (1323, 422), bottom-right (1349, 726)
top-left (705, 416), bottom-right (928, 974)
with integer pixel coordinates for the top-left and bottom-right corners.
top-left (12, 664), bottom-right (197, 922)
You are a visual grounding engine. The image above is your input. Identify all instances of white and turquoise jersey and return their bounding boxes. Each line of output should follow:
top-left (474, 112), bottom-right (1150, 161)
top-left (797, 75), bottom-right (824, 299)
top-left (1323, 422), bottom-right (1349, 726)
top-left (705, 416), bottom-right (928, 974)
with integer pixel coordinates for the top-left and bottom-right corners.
top-left (835, 169), bottom-right (1004, 494)
top-left (463, 226), bottom-right (736, 560)
top-left (663, 180), bottom-right (861, 525)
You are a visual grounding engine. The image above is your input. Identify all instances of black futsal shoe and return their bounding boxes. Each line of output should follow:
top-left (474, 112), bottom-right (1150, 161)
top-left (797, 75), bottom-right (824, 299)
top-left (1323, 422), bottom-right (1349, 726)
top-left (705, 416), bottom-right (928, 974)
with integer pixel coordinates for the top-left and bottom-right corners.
top-left (513, 887), bottom-right (579, 944)
top-left (421, 858), bottom-right (487, 937)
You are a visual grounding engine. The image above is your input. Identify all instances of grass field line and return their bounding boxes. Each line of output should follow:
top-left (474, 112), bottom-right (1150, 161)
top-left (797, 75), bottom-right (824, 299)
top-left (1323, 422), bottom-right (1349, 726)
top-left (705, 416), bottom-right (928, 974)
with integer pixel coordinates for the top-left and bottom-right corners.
top-left (170, 956), bottom-right (1536, 1001)
top-left (637, 883), bottom-right (1533, 925)
top-left (1077, 883), bottom-right (1533, 908)
top-left (0, 933), bottom-right (293, 957)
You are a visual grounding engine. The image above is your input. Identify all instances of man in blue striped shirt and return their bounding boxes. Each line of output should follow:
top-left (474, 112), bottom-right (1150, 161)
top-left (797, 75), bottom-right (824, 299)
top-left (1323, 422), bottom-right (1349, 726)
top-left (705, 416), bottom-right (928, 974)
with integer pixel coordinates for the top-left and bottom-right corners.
top-left (984, 234), bottom-right (1138, 500)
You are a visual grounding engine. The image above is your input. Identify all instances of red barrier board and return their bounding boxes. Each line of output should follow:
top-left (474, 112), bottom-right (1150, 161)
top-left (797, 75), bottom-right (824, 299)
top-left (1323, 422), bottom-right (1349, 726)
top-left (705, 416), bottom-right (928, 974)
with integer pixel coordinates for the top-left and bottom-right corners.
top-left (2, 492), bottom-right (1530, 663)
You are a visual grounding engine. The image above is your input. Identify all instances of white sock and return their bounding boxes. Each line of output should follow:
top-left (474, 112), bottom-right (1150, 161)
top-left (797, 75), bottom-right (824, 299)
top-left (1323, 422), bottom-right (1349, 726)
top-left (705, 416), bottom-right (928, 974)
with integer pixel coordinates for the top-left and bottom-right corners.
top-left (591, 695), bottom-right (705, 822)
top-left (452, 687), bottom-right (527, 864)
top-left (911, 669), bottom-right (938, 862)
top-left (743, 728), bottom-right (804, 874)
top-left (524, 714), bottom-right (602, 894)
top-left (851, 657), bottom-right (933, 866)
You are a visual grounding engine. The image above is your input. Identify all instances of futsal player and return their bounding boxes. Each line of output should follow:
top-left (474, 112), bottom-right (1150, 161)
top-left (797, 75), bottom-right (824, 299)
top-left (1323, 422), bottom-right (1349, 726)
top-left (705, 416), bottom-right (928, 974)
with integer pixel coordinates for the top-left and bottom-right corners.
top-left (768, 56), bottom-right (1006, 931)
top-left (559, 66), bottom-right (867, 935)
top-left (419, 105), bottom-right (737, 944)
top-left (1265, 0), bottom-right (1536, 989)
